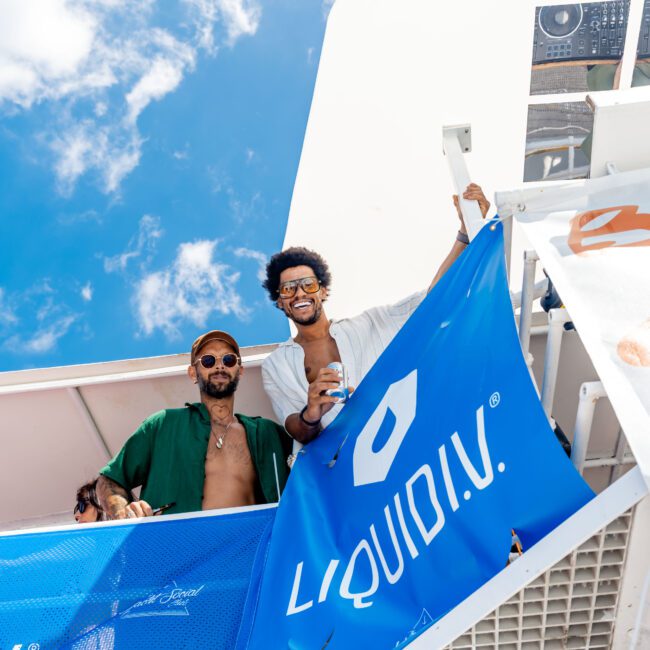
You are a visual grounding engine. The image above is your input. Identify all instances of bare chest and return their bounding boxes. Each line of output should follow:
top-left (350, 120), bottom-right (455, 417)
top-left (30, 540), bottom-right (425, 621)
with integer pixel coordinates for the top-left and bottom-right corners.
top-left (302, 337), bottom-right (341, 383)
top-left (202, 422), bottom-right (257, 509)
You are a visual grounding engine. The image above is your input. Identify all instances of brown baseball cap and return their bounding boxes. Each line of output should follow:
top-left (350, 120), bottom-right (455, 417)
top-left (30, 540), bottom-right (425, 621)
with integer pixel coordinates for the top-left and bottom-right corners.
top-left (190, 330), bottom-right (241, 363)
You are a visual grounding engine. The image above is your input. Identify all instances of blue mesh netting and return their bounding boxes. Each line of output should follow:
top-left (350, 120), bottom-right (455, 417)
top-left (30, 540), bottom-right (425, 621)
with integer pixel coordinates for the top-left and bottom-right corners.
top-left (0, 507), bottom-right (275, 649)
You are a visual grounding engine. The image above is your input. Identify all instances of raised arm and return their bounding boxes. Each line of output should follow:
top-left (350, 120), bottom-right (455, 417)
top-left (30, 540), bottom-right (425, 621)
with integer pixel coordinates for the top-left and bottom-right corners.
top-left (284, 366), bottom-right (345, 443)
top-left (262, 358), bottom-right (348, 445)
top-left (96, 475), bottom-right (153, 519)
top-left (96, 475), bottom-right (131, 519)
top-left (427, 183), bottom-right (490, 292)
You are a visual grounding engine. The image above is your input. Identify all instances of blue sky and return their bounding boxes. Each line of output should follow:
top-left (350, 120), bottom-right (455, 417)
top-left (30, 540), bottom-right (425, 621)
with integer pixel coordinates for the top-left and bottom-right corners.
top-left (0, 0), bottom-right (331, 371)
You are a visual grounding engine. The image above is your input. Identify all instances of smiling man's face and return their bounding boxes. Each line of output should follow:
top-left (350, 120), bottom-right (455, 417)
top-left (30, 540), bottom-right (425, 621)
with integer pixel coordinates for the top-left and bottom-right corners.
top-left (277, 264), bottom-right (327, 326)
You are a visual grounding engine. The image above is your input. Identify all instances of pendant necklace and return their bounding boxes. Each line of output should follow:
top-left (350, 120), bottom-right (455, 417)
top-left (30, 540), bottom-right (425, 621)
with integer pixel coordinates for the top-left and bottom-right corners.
top-left (212, 418), bottom-right (234, 450)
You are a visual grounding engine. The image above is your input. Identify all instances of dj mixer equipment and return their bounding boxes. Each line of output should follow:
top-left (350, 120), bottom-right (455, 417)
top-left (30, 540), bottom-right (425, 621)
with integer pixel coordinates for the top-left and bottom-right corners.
top-left (639, 0), bottom-right (650, 57)
top-left (533, 2), bottom-right (630, 64)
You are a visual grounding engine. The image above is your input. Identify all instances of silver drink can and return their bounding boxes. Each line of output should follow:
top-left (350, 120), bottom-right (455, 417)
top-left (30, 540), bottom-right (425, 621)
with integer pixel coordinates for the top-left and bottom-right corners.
top-left (325, 362), bottom-right (349, 403)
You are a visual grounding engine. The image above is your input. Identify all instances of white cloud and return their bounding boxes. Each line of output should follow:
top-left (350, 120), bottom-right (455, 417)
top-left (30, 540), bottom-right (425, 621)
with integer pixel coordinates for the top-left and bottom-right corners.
top-left (104, 144), bottom-right (142, 194)
top-left (307, 47), bottom-right (315, 65)
top-left (0, 0), bottom-right (96, 107)
top-left (126, 52), bottom-right (193, 123)
top-left (204, 170), bottom-right (263, 218)
top-left (217, 0), bottom-right (261, 43)
top-left (81, 282), bottom-right (93, 301)
top-left (0, 288), bottom-right (18, 327)
top-left (94, 101), bottom-right (107, 117)
top-left (229, 189), bottom-right (263, 222)
top-left (57, 208), bottom-right (102, 225)
top-left (245, 147), bottom-right (255, 163)
top-left (49, 117), bottom-right (145, 194)
top-left (0, 0), bottom-right (262, 194)
top-left (233, 246), bottom-right (267, 281)
top-left (36, 297), bottom-right (57, 322)
top-left (184, 0), bottom-right (220, 53)
top-left (104, 214), bottom-right (163, 273)
top-left (5, 315), bottom-right (77, 354)
top-left (206, 164), bottom-right (227, 193)
top-left (135, 239), bottom-right (248, 337)
top-left (185, 0), bottom-right (261, 49)
top-left (1, 282), bottom-right (82, 356)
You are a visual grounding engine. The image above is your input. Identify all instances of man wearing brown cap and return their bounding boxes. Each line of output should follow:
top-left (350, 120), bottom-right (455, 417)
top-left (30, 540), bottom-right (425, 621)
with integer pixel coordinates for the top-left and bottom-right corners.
top-left (96, 330), bottom-right (292, 519)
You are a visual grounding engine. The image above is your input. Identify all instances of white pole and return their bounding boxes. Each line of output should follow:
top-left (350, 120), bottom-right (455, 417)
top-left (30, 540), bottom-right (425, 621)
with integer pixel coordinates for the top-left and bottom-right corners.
top-left (67, 386), bottom-right (112, 461)
top-left (583, 454), bottom-right (635, 469)
top-left (518, 250), bottom-right (539, 359)
top-left (540, 308), bottom-right (572, 419)
top-left (442, 124), bottom-right (484, 240)
top-left (510, 278), bottom-right (548, 311)
top-left (571, 381), bottom-right (607, 474)
top-left (500, 206), bottom-right (514, 281)
top-left (610, 428), bottom-right (630, 484)
top-left (272, 452), bottom-right (281, 503)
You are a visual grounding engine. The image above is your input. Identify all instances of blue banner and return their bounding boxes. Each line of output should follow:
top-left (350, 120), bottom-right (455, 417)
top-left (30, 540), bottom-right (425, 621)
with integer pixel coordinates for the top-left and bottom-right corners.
top-left (0, 506), bottom-right (274, 649)
top-left (1, 224), bottom-right (595, 650)
top-left (242, 223), bottom-right (595, 649)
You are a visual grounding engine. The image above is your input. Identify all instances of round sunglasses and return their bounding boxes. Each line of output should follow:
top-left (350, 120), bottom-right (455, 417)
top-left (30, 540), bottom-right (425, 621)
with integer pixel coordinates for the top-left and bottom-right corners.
top-left (74, 499), bottom-right (94, 515)
top-left (278, 276), bottom-right (320, 299)
top-left (196, 353), bottom-right (241, 369)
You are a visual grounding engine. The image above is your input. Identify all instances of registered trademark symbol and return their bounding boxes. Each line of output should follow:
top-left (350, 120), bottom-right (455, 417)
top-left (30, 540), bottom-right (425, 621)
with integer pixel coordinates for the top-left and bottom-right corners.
top-left (489, 392), bottom-right (500, 408)
top-left (28, 644), bottom-right (40, 650)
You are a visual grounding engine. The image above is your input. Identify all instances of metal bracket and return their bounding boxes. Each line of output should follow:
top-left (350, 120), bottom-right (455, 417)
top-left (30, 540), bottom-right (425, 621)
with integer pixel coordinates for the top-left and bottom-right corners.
top-left (571, 381), bottom-right (608, 474)
top-left (442, 124), bottom-right (483, 240)
top-left (442, 124), bottom-right (472, 154)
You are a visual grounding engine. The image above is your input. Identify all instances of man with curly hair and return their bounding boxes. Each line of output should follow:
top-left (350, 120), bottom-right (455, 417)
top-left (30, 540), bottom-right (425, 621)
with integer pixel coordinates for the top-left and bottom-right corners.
top-left (261, 184), bottom-right (490, 446)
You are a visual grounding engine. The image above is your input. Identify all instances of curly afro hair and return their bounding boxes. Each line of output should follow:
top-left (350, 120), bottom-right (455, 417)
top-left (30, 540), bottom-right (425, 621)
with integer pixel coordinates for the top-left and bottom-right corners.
top-left (263, 246), bottom-right (332, 301)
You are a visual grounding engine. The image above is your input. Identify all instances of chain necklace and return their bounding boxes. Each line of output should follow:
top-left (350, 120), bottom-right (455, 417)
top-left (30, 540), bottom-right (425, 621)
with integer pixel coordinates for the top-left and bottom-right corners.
top-left (211, 417), bottom-right (235, 450)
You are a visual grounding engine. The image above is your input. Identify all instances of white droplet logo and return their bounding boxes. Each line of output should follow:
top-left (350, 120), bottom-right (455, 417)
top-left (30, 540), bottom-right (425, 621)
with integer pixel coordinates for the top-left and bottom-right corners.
top-left (353, 370), bottom-right (418, 487)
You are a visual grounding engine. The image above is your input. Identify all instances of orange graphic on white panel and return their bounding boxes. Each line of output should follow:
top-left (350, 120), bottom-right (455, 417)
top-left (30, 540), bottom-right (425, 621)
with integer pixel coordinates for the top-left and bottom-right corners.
top-left (568, 205), bottom-right (650, 254)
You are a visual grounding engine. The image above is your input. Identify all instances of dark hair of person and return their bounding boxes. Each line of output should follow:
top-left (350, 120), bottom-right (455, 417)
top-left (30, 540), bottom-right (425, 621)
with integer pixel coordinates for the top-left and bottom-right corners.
top-left (76, 479), bottom-right (103, 520)
top-left (262, 247), bottom-right (332, 301)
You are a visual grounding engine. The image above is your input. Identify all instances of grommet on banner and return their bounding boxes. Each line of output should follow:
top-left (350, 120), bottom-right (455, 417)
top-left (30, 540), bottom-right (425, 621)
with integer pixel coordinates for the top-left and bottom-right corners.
top-left (485, 213), bottom-right (512, 232)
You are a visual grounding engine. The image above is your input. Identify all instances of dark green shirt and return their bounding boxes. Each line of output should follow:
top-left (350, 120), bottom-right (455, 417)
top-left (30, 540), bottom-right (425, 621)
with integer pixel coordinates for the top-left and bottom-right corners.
top-left (100, 403), bottom-right (292, 515)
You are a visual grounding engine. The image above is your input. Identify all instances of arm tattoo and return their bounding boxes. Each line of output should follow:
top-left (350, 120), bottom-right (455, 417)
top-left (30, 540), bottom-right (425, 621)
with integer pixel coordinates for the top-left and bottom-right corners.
top-left (96, 475), bottom-right (131, 520)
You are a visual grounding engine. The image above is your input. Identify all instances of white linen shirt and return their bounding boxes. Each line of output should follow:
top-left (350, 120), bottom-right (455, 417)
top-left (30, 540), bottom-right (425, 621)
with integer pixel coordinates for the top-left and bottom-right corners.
top-left (262, 290), bottom-right (427, 429)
